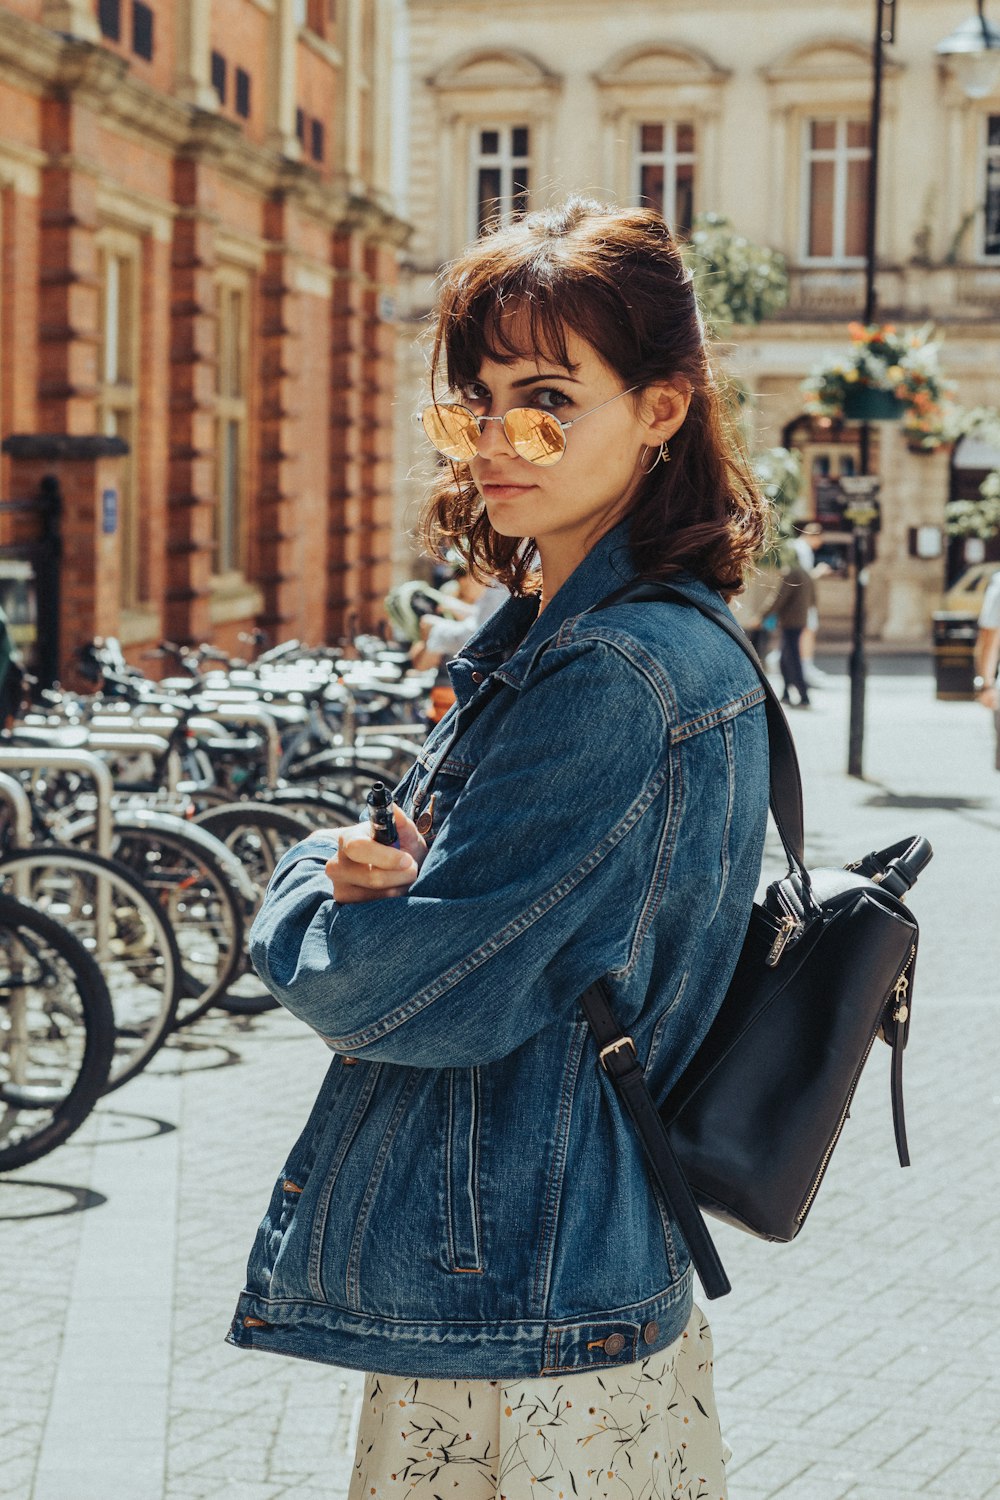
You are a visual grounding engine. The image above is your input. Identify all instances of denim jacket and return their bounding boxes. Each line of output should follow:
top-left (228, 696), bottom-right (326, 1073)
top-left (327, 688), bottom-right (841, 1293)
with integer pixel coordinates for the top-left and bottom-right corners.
top-left (227, 521), bottom-right (769, 1379)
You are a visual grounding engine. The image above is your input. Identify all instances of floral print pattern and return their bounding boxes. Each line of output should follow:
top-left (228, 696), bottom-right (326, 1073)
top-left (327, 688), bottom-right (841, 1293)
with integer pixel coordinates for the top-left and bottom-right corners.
top-left (348, 1306), bottom-right (727, 1500)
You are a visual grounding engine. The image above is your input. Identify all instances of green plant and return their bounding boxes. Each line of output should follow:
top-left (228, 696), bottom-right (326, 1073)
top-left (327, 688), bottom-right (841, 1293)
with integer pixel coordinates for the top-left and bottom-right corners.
top-left (944, 207), bottom-right (977, 266)
top-left (752, 446), bottom-right (802, 565)
top-left (683, 213), bottom-right (790, 331)
top-left (802, 322), bottom-right (955, 448)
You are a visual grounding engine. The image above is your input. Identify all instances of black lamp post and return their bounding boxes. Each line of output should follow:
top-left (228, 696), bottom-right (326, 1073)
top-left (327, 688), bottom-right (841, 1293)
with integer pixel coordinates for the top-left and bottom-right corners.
top-left (848, 0), bottom-right (1000, 778)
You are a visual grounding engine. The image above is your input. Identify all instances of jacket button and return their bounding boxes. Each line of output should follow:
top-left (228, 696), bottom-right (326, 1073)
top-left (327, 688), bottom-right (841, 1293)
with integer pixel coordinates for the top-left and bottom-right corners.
top-left (471, 670), bottom-right (484, 684)
top-left (602, 1333), bottom-right (626, 1358)
top-left (643, 1321), bottom-right (659, 1346)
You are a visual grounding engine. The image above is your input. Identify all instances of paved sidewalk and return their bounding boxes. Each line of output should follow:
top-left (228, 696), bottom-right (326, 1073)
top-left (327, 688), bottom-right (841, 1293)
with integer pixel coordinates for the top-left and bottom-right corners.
top-left (3, 659), bottom-right (999, 1499)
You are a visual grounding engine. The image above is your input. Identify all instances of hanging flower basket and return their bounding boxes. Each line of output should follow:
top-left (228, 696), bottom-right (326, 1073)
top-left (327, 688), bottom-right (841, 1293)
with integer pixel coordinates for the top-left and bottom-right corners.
top-left (842, 385), bottom-right (905, 421)
top-left (803, 323), bottom-right (955, 447)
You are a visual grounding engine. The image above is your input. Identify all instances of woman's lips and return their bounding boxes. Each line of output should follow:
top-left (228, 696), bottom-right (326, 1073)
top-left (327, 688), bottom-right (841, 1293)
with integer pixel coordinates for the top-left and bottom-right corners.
top-left (481, 482), bottom-right (536, 499)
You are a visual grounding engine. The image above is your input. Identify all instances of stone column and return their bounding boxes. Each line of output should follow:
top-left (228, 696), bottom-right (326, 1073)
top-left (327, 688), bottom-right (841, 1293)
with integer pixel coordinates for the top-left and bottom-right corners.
top-left (327, 227), bottom-right (366, 637)
top-left (256, 195), bottom-right (303, 635)
top-left (175, 0), bottom-right (217, 111)
top-left (166, 156), bottom-right (218, 646)
top-left (266, 0), bottom-right (301, 159)
top-left (868, 421), bottom-right (950, 643)
top-left (41, 0), bottom-right (99, 42)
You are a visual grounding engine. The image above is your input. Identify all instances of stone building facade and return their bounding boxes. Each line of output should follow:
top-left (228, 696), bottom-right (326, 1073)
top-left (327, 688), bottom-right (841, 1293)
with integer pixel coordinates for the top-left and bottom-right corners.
top-left (0, 0), bottom-right (406, 682)
top-left (396, 0), bottom-right (1000, 641)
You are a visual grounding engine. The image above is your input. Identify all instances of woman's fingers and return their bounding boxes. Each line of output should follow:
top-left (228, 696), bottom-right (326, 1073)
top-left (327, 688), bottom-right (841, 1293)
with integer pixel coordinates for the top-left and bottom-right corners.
top-left (324, 813), bottom-right (424, 904)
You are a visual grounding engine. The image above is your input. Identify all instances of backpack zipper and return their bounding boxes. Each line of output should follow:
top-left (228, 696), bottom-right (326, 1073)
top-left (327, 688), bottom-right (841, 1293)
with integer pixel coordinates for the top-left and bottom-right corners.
top-left (795, 941), bottom-right (916, 1225)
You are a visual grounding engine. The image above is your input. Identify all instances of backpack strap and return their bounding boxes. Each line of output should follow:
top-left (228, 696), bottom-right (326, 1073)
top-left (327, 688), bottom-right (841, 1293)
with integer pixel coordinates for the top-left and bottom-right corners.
top-left (595, 579), bottom-right (814, 902)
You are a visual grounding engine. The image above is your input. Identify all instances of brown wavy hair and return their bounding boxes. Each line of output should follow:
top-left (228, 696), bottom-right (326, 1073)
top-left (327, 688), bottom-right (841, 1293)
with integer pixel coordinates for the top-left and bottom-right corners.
top-left (419, 197), bottom-right (770, 598)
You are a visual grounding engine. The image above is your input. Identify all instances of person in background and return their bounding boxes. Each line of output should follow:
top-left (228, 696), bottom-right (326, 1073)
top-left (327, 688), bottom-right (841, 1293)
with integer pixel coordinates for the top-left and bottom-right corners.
top-left (792, 521), bottom-right (831, 687)
top-left (974, 566), bottom-right (1000, 770)
top-left (774, 554), bottom-right (816, 708)
top-left (409, 565), bottom-right (507, 672)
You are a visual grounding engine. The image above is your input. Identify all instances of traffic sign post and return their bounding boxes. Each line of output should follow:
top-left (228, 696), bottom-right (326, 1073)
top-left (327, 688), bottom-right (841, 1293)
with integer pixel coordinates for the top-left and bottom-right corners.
top-left (840, 475), bottom-right (882, 778)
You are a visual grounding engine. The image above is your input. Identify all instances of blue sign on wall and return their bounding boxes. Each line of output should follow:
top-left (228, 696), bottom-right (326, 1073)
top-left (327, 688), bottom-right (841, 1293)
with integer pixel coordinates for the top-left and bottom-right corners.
top-left (102, 487), bottom-right (118, 535)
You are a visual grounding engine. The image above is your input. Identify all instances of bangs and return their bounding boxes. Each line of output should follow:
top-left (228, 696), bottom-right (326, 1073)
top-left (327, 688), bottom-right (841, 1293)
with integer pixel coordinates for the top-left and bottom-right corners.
top-left (439, 274), bottom-right (594, 392)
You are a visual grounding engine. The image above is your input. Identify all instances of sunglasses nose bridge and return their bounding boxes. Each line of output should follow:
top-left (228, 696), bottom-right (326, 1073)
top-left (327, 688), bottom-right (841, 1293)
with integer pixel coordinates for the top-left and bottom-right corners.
top-left (473, 412), bottom-right (518, 459)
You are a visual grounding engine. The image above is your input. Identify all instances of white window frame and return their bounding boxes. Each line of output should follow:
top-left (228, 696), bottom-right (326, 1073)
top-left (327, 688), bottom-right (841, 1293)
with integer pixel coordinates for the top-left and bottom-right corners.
top-left (982, 113), bottom-right (1000, 258)
top-left (468, 123), bottom-right (531, 240)
top-left (800, 115), bottom-right (870, 266)
top-left (633, 119), bottom-right (697, 230)
top-left (214, 269), bottom-right (252, 583)
top-left (97, 229), bottom-right (143, 608)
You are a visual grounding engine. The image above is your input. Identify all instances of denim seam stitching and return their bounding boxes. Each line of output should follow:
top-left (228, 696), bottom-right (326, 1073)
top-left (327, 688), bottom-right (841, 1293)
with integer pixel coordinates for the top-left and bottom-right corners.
top-left (345, 1071), bottom-right (421, 1312)
top-left (624, 737), bottom-right (683, 972)
top-left (671, 686), bottom-right (766, 742)
top-left (306, 1064), bottom-right (381, 1302)
top-left (329, 765), bottom-right (670, 1052)
top-left (530, 1021), bottom-right (588, 1314)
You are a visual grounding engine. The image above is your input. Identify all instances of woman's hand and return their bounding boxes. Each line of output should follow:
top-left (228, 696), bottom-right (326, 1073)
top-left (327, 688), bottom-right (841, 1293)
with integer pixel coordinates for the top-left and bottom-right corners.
top-left (323, 804), bottom-right (428, 904)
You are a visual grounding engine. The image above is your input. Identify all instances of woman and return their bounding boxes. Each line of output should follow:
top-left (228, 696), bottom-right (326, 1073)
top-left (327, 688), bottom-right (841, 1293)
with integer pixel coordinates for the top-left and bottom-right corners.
top-left (229, 198), bottom-right (771, 1498)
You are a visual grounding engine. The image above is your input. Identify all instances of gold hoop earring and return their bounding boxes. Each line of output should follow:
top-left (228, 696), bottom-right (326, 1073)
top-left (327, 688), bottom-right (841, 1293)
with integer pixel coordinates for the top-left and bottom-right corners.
top-left (638, 441), bottom-right (669, 474)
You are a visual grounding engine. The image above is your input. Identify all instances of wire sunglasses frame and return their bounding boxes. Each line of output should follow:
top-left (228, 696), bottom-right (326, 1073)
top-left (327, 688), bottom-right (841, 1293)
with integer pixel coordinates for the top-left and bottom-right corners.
top-left (417, 383), bottom-right (644, 468)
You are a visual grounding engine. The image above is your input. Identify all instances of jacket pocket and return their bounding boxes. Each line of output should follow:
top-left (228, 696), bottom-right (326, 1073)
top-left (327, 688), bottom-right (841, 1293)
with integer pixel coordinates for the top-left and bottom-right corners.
top-left (445, 1066), bottom-right (483, 1272)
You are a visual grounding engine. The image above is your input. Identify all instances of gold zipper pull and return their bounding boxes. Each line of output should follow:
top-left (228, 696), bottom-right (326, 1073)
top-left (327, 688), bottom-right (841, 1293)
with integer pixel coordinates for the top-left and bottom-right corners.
top-left (892, 972), bottom-right (909, 1024)
top-left (765, 914), bottom-right (799, 968)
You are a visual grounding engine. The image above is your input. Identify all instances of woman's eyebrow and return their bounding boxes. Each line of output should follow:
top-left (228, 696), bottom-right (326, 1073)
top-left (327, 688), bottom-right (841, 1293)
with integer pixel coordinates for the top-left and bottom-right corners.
top-left (510, 372), bottom-right (581, 388)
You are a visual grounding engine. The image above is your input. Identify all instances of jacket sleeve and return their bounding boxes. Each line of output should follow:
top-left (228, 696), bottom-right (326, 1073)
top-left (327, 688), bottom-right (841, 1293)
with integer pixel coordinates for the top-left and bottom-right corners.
top-left (248, 637), bottom-right (673, 1067)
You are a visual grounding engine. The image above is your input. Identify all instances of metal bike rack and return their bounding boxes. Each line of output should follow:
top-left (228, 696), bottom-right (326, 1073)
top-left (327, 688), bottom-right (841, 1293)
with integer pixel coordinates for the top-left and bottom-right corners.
top-left (188, 705), bottom-right (281, 786)
top-left (0, 749), bottom-right (117, 962)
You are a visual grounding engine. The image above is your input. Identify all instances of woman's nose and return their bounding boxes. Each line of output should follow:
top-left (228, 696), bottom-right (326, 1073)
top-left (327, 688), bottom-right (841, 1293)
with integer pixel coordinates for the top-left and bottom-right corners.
top-left (474, 415), bottom-right (517, 459)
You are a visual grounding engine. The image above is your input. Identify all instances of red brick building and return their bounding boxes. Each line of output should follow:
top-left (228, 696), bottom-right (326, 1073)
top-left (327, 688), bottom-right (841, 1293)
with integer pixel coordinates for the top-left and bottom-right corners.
top-left (0, 0), bottom-right (407, 681)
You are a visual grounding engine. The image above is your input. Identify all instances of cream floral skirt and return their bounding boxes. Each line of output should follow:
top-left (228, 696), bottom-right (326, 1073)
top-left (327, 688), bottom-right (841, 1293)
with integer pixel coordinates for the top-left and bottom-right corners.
top-left (347, 1305), bottom-right (728, 1500)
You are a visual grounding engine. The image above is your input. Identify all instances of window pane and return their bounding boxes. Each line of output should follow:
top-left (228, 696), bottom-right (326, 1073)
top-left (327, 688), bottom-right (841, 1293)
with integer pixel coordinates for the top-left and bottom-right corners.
top-left (846, 120), bottom-right (870, 150)
top-left (640, 162), bottom-right (665, 216)
top-left (235, 68), bottom-right (251, 120)
top-left (211, 50), bottom-right (227, 102)
top-left (511, 126), bottom-right (529, 158)
top-left (640, 122), bottom-right (664, 154)
top-left (845, 157), bottom-right (870, 257)
top-left (676, 121), bottom-right (695, 155)
top-left (989, 114), bottom-right (1000, 148)
top-left (512, 169), bottom-right (530, 219)
top-left (808, 159), bottom-right (835, 256)
top-left (811, 120), bottom-right (836, 151)
top-left (132, 0), bottom-right (154, 61)
top-left (985, 154), bottom-right (1000, 255)
top-left (477, 167), bottom-right (502, 232)
top-left (479, 130), bottom-right (499, 156)
top-left (103, 255), bottom-right (120, 385)
top-left (116, 256), bottom-right (134, 383)
top-left (675, 161), bottom-right (695, 236)
top-left (99, 0), bottom-right (121, 41)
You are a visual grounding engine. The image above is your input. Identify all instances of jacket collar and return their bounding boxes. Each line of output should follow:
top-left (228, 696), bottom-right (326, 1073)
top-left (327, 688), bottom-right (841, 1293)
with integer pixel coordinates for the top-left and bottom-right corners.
top-left (458, 519), bottom-right (640, 690)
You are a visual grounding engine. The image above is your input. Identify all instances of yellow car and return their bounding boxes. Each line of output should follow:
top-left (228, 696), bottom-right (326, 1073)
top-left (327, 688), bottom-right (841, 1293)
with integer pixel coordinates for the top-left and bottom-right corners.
top-left (941, 562), bottom-right (1000, 616)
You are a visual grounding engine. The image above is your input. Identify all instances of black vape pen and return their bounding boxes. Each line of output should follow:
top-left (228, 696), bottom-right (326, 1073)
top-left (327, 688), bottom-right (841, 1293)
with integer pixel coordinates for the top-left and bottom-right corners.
top-left (366, 781), bottom-right (400, 848)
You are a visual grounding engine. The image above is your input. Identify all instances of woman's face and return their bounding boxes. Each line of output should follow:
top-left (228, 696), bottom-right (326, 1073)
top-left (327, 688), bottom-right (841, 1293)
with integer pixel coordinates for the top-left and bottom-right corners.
top-left (459, 326), bottom-right (671, 560)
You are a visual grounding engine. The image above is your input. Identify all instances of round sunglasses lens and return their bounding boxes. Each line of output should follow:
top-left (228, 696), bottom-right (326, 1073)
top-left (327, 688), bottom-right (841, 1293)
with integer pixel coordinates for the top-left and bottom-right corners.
top-left (421, 404), bottom-right (479, 461)
top-left (503, 408), bottom-right (566, 466)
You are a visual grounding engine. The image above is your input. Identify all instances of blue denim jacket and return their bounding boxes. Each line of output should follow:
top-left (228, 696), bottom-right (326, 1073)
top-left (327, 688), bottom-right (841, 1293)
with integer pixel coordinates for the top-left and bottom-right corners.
top-left (227, 521), bottom-right (769, 1379)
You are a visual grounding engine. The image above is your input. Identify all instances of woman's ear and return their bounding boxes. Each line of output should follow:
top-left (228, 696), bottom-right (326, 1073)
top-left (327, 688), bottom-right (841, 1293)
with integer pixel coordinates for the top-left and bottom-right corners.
top-left (641, 382), bottom-right (692, 446)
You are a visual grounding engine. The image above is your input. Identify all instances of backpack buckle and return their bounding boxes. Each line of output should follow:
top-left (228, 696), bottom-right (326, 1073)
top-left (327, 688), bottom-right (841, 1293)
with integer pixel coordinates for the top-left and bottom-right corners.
top-left (599, 1036), bottom-right (637, 1071)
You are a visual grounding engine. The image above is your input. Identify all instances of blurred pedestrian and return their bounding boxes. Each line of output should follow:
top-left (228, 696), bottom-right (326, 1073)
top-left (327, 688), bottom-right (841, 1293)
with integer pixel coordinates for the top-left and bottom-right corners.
top-left (974, 567), bottom-right (1000, 769)
top-left (792, 521), bottom-right (832, 687)
top-left (774, 556), bottom-right (816, 708)
top-left (231, 196), bottom-right (773, 1500)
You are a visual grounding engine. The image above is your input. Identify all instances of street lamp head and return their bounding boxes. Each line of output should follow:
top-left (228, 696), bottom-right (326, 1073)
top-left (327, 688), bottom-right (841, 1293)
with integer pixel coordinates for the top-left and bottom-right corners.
top-left (936, 6), bottom-right (1000, 99)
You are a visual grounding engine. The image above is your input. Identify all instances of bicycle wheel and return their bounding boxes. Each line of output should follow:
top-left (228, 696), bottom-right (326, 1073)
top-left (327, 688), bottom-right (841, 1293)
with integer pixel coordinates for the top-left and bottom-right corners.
top-left (0, 892), bottom-right (115, 1171)
top-left (262, 785), bottom-right (358, 829)
top-left (0, 847), bottom-right (181, 1091)
top-left (283, 753), bottom-right (400, 813)
top-left (193, 803), bottom-right (312, 1015)
top-left (62, 816), bottom-right (247, 1030)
